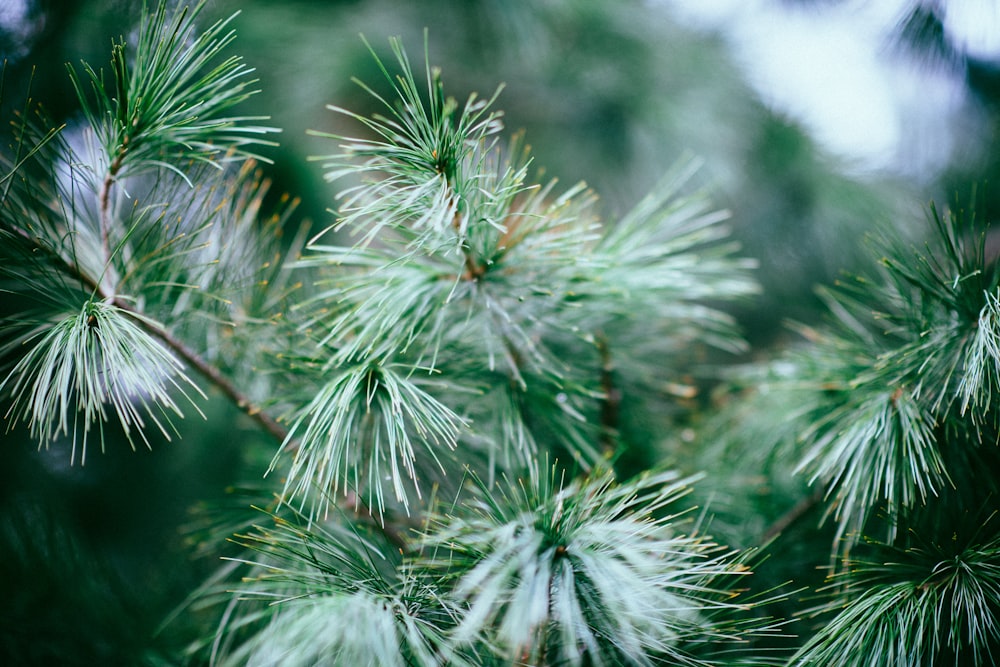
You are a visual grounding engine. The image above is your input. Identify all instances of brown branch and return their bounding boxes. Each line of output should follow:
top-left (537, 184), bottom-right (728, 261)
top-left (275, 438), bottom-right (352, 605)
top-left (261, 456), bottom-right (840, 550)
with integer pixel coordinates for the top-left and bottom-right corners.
top-left (97, 148), bottom-right (126, 279)
top-left (595, 332), bottom-right (620, 455)
top-left (760, 487), bottom-right (825, 543)
top-left (90, 141), bottom-right (294, 442)
top-left (9, 219), bottom-right (411, 548)
top-left (112, 297), bottom-right (291, 443)
top-left (8, 218), bottom-right (289, 442)
top-left (98, 173), bottom-right (114, 262)
top-left (142, 312), bottom-right (409, 548)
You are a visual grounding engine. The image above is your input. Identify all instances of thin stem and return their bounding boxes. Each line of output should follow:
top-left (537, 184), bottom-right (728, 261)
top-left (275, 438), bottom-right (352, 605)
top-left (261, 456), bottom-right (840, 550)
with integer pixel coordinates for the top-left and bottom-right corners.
top-left (4, 219), bottom-right (410, 548)
top-left (98, 173), bottom-right (113, 261)
top-left (98, 150), bottom-right (125, 271)
top-left (760, 487), bottom-right (824, 543)
top-left (114, 299), bottom-right (291, 443)
top-left (95, 142), bottom-right (130, 297)
top-left (595, 332), bottom-right (620, 455)
top-left (92, 155), bottom-right (407, 546)
top-left (453, 207), bottom-right (486, 281)
top-left (8, 218), bottom-right (287, 441)
top-left (93, 142), bottom-right (288, 440)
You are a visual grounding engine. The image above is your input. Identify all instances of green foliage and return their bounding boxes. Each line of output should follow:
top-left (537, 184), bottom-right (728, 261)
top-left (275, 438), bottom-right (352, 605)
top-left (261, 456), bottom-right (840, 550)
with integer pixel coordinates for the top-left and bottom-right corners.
top-left (270, 35), bottom-right (757, 525)
top-left (314, 36), bottom-right (505, 250)
top-left (5, 2), bottom-right (1000, 666)
top-left (273, 361), bottom-right (465, 518)
top-left (762, 202), bottom-right (1000, 553)
top-left (420, 465), bottom-right (776, 666)
top-left (208, 507), bottom-right (474, 667)
top-left (2, 5), bottom-right (774, 663)
top-left (67, 0), bottom-right (275, 180)
top-left (791, 507), bottom-right (1000, 666)
top-left (697, 197), bottom-right (1000, 663)
top-left (0, 299), bottom-right (204, 462)
top-left (0, 0), bottom-right (288, 459)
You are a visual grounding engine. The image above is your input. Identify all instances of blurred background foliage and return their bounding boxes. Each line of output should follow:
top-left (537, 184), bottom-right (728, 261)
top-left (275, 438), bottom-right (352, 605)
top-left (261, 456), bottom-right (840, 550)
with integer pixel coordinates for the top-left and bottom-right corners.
top-left (3, 0), bottom-right (1000, 662)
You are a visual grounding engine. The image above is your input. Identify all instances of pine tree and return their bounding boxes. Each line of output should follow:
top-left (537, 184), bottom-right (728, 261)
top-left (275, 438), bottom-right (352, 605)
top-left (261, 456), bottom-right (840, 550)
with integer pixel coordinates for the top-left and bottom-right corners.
top-left (3, 2), bottom-right (1000, 665)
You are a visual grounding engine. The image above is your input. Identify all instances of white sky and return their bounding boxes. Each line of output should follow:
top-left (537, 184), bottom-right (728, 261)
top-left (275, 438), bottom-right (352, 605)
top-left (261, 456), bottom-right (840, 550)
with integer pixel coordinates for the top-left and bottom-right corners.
top-left (657, 0), bottom-right (1000, 179)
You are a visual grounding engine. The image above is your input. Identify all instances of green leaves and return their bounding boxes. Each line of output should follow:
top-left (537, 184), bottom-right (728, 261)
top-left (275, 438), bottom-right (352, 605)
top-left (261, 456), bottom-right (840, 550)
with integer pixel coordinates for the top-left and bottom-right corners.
top-left (6, 9), bottom-right (784, 663)
top-left (312, 34), bottom-right (504, 249)
top-left (790, 328), bottom-right (949, 547)
top-left (584, 157), bottom-right (758, 356)
top-left (686, 195), bottom-right (1000, 662)
top-left (251, 35), bottom-right (770, 656)
top-left (741, 203), bottom-right (1000, 555)
top-left (957, 288), bottom-right (1000, 419)
top-left (791, 511), bottom-right (1000, 666)
top-left (421, 465), bottom-right (775, 666)
top-left (1, 2), bottom-right (286, 460)
top-left (0, 299), bottom-right (203, 462)
top-left (210, 508), bottom-right (476, 667)
top-left (205, 466), bottom-right (778, 667)
top-left (68, 0), bottom-right (276, 180)
top-left (277, 36), bottom-right (758, 525)
top-left (271, 362), bottom-right (464, 518)
top-left (874, 203), bottom-right (1000, 423)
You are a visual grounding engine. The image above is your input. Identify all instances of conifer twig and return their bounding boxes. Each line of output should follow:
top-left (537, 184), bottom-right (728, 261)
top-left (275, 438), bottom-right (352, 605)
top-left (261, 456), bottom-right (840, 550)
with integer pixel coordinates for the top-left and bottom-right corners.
top-left (595, 332), bottom-right (620, 455)
top-left (4, 217), bottom-right (287, 443)
top-left (65, 170), bottom-right (409, 544)
top-left (97, 149), bottom-right (125, 276)
top-left (123, 306), bottom-right (290, 443)
top-left (760, 487), bottom-right (824, 543)
top-left (6, 217), bottom-right (410, 547)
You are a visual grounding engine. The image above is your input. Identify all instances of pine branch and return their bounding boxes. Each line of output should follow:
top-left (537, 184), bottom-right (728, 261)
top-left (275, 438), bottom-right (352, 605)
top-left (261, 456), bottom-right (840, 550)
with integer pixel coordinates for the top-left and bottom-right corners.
top-left (792, 505), bottom-right (1000, 665)
top-left (2, 157), bottom-right (287, 447)
top-left (270, 360), bottom-right (465, 521)
top-left (135, 303), bottom-right (289, 443)
top-left (284, 36), bottom-right (757, 528)
top-left (66, 1), bottom-right (277, 177)
top-left (596, 331), bottom-right (621, 455)
top-left (6, 10), bottom-right (793, 664)
top-left (419, 463), bottom-right (783, 666)
top-left (204, 504), bottom-right (478, 667)
top-left (760, 487), bottom-right (824, 544)
top-left (690, 202), bottom-right (1000, 568)
top-left (4, 168), bottom-right (416, 546)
